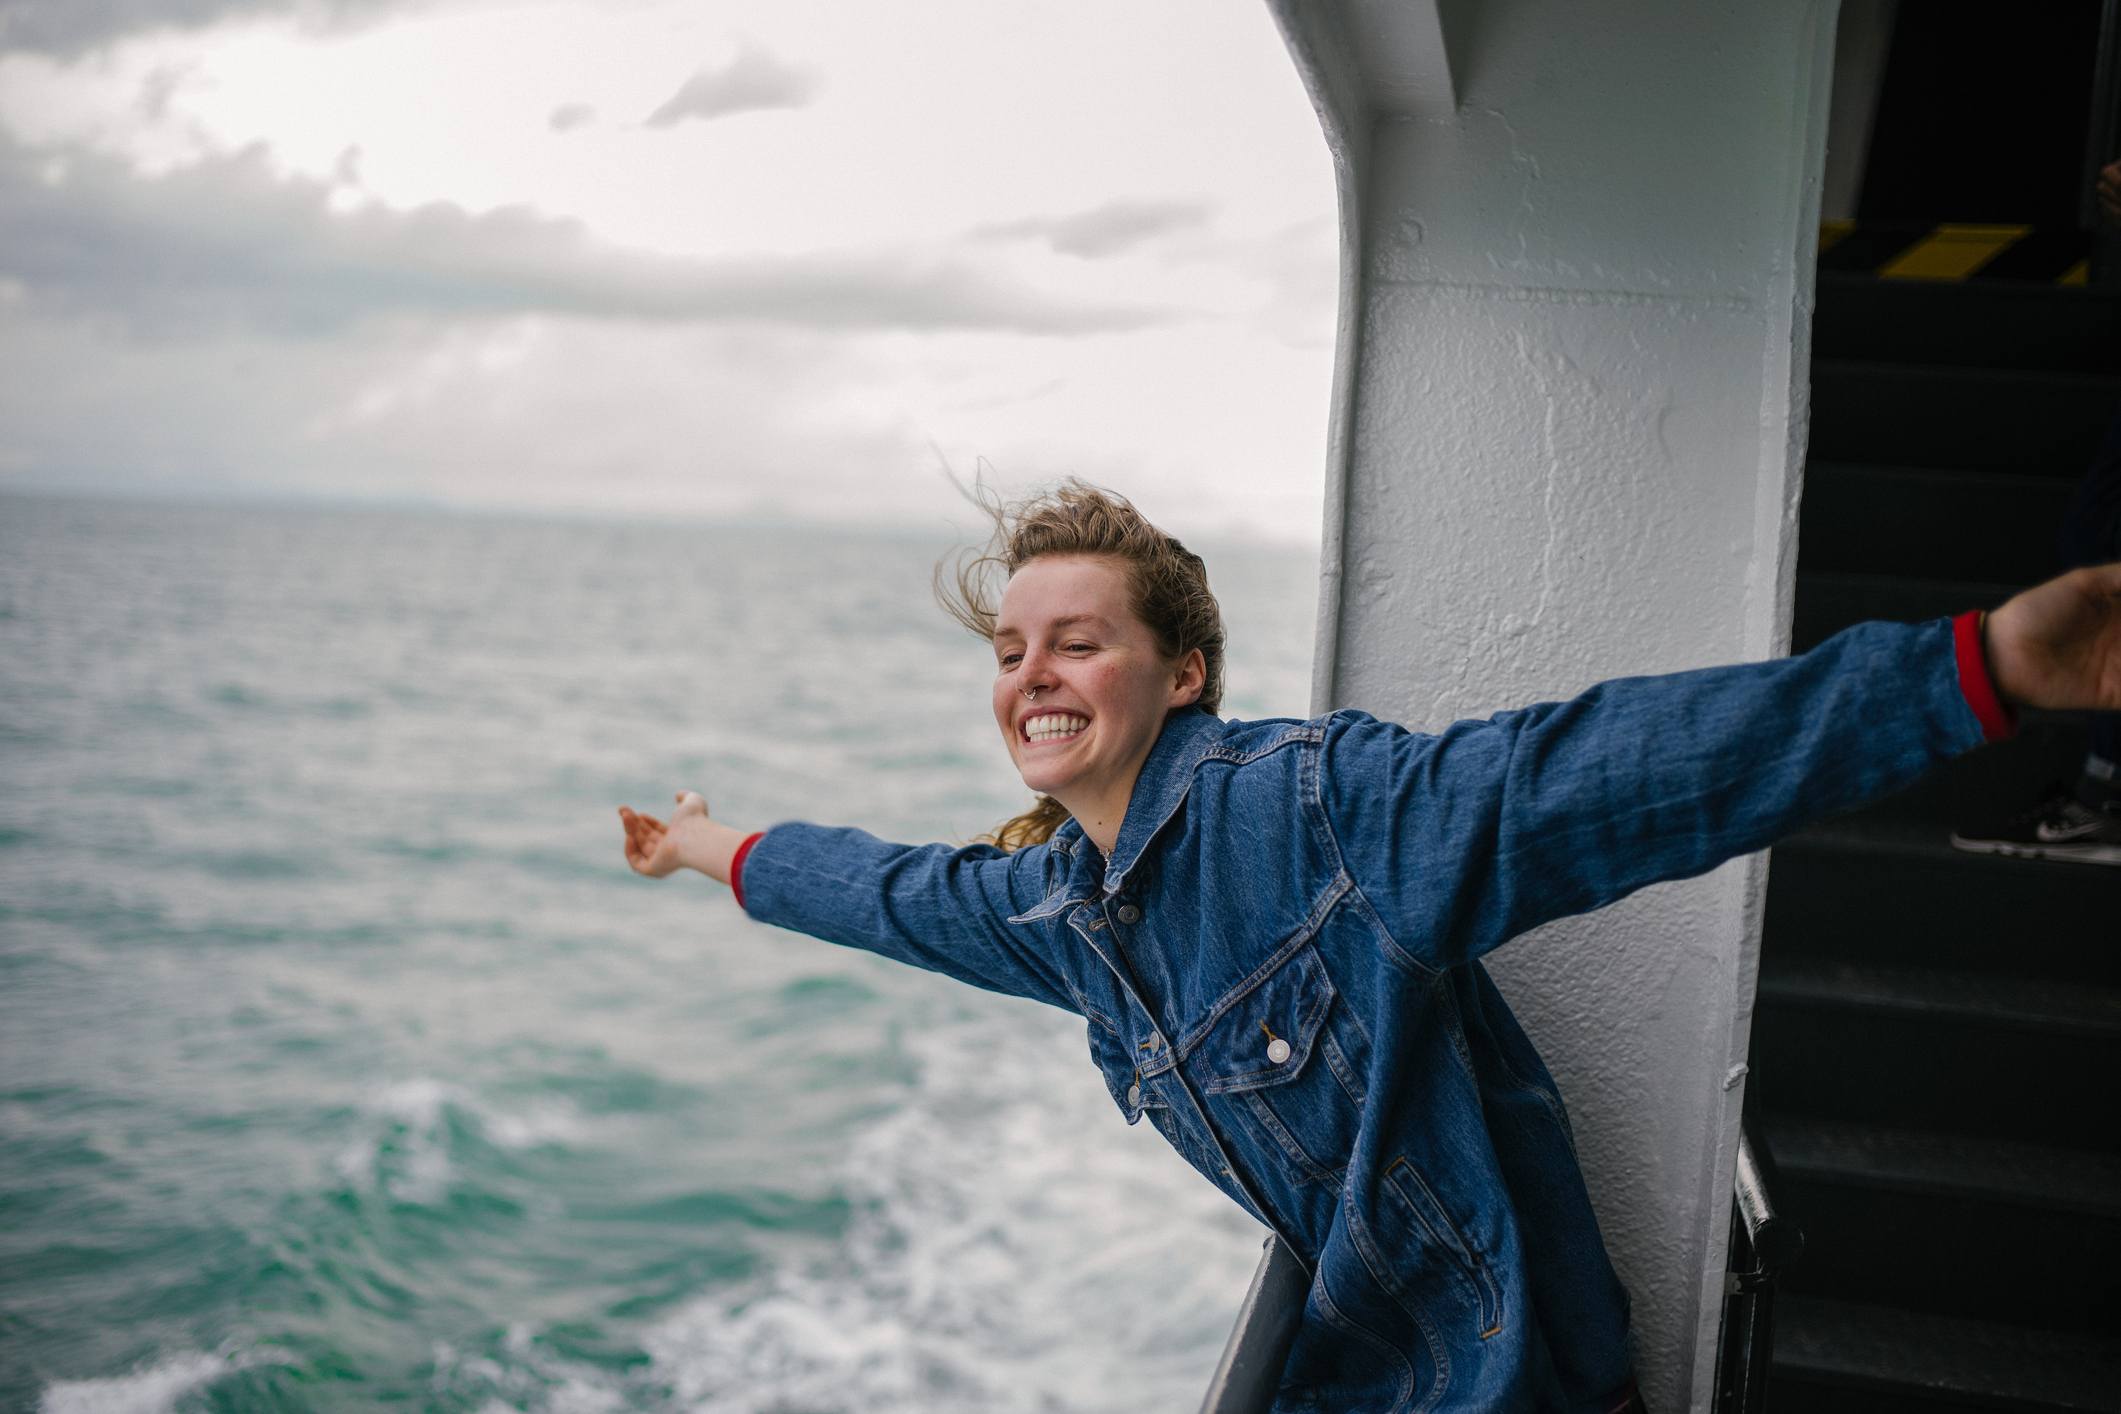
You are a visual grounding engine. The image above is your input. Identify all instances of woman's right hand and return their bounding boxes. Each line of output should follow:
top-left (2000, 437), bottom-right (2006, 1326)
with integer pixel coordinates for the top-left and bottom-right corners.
top-left (618, 791), bottom-right (711, 879)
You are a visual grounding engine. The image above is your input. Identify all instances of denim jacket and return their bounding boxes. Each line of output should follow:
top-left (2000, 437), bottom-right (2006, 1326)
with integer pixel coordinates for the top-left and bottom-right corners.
top-left (737, 617), bottom-right (1989, 1412)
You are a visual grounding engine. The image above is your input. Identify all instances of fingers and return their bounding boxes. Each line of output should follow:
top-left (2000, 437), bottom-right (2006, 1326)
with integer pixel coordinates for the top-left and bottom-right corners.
top-left (2077, 560), bottom-right (2121, 595)
top-left (617, 806), bottom-right (668, 875)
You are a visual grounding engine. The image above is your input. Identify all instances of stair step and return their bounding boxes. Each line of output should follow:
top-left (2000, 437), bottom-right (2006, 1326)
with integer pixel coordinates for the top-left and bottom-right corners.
top-left (1765, 828), bottom-right (2121, 986)
top-left (1768, 1115), bottom-right (2121, 1219)
top-left (1797, 462), bottom-right (2079, 584)
top-left (1775, 1171), bottom-right (2121, 1332)
top-left (1812, 274), bottom-right (2121, 374)
top-left (1810, 361), bottom-right (2118, 474)
top-left (1756, 959), bottom-right (2121, 1039)
top-left (1766, 1119), bottom-right (2121, 1329)
top-left (1748, 963), bottom-right (2121, 1151)
top-left (1792, 569), bottom-right (2016, 652)
top-left (1772, 1296), bottom-right (2121, 1413)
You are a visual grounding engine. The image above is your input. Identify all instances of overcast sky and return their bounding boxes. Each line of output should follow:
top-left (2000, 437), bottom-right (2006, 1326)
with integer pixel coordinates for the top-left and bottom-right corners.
top-left (0, 0), bottom-right (1338, 543)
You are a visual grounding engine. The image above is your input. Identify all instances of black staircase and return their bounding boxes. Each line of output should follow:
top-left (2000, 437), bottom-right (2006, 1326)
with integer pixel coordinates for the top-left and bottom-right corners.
top-left (1750, 272), bottom-right (2121, 1411)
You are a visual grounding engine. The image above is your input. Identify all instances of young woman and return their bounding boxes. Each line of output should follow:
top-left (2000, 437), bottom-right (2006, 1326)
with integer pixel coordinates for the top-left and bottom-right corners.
top-left (618, 482), bottom-right (2121, 1413)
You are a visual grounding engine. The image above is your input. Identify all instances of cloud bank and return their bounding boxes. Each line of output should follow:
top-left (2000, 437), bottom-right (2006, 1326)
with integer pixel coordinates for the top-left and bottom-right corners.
top-left (0, 0), bottom-right (423, 57)
top-left (645, 45), bottom-right (820, 128)
top-left (0, 138), bottom-right (1178, 337)
top-left (972, 198), bottom-right (1214, 259)
top-left (547, 102), bottom-right (594, 134)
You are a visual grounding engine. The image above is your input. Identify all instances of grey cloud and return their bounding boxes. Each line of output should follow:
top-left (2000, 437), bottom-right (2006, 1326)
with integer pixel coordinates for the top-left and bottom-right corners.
top-left (972, 198), bottom-right (1214, 259)
top-left (645, 45), bottom-right (820, 128)
top-left (0, 311), bottom-right (940, 522)
top-left (548, 102), bottom-right (595, 133)
top-left (0, 139), bottom-right (1179, 339)
top-left (0, 0), bottom-right (420, 57)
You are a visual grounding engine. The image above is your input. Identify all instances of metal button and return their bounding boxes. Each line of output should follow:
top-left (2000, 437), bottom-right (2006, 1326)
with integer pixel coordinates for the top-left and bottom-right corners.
top-left (1266, 1037), bottom-right (1292, 1065)
top-left (1116, 903), bottom-right (1141, 924)
top-left (1127, 1083), bottom-right (1141, 1107)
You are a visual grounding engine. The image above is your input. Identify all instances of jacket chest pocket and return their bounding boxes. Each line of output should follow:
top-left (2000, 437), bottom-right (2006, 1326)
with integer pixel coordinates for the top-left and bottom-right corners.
top-left (1186, 945), bottom-right (1366, 1186)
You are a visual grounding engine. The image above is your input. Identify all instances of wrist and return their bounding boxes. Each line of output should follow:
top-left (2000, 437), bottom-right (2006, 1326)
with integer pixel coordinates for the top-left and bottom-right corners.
top-left (683, 818), bottom-right (752, 885)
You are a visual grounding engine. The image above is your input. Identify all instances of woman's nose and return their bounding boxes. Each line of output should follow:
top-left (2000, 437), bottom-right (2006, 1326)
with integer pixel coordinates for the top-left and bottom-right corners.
top-left (1016, 647), bottom-right (1057, 690)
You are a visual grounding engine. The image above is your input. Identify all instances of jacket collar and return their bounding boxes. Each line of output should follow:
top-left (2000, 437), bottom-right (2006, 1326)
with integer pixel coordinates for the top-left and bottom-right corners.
top-left (1090, 706), bottom-right (1227, 897)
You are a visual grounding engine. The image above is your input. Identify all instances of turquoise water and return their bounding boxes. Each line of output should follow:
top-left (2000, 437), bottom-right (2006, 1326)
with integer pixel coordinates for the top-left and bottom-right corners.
top-left (0, 493), bottom-right (1318, 1412)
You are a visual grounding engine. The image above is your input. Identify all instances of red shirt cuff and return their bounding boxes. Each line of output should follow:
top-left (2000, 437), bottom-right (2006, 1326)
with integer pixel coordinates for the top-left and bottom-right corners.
top-left (728, 831), bottom-right (764, 911)
top-left (1952, 610), bottom-right (2017, 743)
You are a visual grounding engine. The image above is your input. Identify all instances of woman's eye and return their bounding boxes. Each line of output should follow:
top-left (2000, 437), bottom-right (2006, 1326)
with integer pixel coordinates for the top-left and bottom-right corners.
top-left (1065, 642), bottom-right (1094, 653)
top-left (998, 652), bottom-right (1022, 668)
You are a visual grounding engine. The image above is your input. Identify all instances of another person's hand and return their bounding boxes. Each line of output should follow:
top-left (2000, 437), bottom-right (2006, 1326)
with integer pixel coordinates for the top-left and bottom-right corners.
top-left (619, 791), bottom-right (711, 879)
top-left (1984, 561), bottom-right (2121, 712)
top-left (2100, 159), bottom-right (2121, 226)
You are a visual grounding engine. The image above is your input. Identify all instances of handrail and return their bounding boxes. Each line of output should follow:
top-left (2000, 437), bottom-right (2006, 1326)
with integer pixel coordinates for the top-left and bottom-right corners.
top-left (1715, 1113), bottom-right (1804, 1412)
top-left (1730, 1116), bottom-right (1804, 1288)
top-left (1198, 1235), bottom-right (1308, 1414)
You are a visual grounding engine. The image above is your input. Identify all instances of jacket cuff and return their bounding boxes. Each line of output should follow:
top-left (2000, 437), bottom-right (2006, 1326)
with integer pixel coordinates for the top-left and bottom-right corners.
top-left (1952, 609), bottom-right (2017, 743)
top-left (729, 830), bottom-right (764, 911)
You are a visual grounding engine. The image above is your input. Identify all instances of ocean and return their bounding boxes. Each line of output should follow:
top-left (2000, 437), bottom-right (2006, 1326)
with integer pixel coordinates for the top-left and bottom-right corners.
top-left (0, 491), bottom-right (1320, 1413)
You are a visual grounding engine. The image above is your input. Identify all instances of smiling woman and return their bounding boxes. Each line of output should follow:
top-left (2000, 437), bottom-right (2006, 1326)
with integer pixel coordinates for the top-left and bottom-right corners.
top-left (616, 476), bottom-right (2121, 1411)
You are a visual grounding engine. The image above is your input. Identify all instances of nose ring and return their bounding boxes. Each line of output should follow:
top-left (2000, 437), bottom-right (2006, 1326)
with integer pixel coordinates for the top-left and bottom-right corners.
top-left (1022, 687), bottom-right (1040, 702)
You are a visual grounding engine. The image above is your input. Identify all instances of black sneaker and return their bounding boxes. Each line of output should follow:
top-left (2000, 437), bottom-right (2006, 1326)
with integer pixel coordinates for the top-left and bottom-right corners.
top-left (1950, 788), bottom-right (2121, 866)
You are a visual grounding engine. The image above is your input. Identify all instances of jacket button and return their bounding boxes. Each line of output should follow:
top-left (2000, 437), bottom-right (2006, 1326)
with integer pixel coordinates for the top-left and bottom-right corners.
top-left (1116, 903), bottom-right (1142, 924)
top-left (1127, 1083), bottom-right (1141, 1107)
top-left (1266, 1037), bottom-right (1292, 1064)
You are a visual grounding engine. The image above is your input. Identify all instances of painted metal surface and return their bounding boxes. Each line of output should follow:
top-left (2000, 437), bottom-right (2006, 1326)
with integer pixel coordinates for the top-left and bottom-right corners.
top-left (1255, 3), bottom-right (1840, 1407)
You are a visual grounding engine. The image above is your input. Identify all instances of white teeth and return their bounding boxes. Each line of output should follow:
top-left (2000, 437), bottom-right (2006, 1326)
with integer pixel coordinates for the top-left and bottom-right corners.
top-left (1024, 713), bottom-right (1087, 742)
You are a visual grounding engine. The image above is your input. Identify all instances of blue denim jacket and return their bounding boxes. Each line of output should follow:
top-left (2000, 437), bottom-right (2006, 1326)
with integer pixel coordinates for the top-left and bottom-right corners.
top-left (738, 618), bottom-right (1986, 1412)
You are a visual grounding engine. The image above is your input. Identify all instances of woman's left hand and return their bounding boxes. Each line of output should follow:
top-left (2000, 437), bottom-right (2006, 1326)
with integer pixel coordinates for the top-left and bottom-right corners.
top-left (1985, 561), bottom-right (2121, 711)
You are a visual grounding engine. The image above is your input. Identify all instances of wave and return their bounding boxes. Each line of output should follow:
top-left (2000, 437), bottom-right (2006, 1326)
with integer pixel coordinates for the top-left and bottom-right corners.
top-left (331, 1077), bottom-right (588, 1205)
top-left (633, 1005), bottom-right (1263, 1412)
top-left (39, 1350), bottom-right (247, 1414)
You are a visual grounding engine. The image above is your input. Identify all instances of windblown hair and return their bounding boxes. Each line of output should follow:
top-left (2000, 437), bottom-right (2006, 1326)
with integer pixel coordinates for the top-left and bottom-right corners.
top-left (936, 478), bottom-right (1226, 851)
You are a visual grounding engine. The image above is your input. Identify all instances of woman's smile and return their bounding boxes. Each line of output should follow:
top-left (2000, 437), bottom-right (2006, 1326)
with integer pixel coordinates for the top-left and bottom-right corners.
top-left (1021, 712), bottom-right (1090, 744)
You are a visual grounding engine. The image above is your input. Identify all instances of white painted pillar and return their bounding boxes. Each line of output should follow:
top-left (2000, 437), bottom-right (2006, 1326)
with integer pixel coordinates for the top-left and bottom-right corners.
top-left (1269, 3), bottom-right (1841, 1407)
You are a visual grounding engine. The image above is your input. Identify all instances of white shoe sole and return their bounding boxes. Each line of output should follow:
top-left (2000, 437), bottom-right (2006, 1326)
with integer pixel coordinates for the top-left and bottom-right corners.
top-left (1948, 834), bottom-right (2121, 866)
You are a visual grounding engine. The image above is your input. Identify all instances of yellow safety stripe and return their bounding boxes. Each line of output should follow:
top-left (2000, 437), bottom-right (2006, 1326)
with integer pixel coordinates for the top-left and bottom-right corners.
top-left (1877, 224), bottom-right (2032, 281)
top-left (1817, 220), bottom-right (2091, 284)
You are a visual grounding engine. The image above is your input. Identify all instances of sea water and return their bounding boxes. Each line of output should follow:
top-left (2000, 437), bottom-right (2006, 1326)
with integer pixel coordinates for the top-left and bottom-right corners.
top-left (0, 492), bottom-right (1318, 1413)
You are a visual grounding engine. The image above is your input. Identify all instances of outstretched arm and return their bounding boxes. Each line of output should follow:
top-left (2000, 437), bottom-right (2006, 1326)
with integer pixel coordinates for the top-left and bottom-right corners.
top-left (617, 793), bottom-right (1079, 1013)
top-left (1322, 560), bottom-right (2121, 973)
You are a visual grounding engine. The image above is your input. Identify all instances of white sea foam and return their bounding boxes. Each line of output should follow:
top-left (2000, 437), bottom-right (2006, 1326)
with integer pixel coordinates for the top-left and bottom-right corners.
top-left (331, 1077), bottom-right (586, 1203)
top-left (430, 1327), bottom-right (628, 1414)
top-left (39, 1351), bottom-right (238, 1414)
top-left (639, 1002), bottom-right (1264, 1412)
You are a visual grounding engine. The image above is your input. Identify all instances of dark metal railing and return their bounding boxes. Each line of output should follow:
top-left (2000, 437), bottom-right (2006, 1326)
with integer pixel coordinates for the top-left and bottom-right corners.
top-left (1713, 1112), bottom-right (1805, 1414)
top-left (1198, 1233), bottom-right (1308, 1414)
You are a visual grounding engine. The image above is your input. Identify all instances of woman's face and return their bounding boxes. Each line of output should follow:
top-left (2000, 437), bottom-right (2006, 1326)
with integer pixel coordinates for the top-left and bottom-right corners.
top-left (990, 554), bottom-right (1203, 827)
